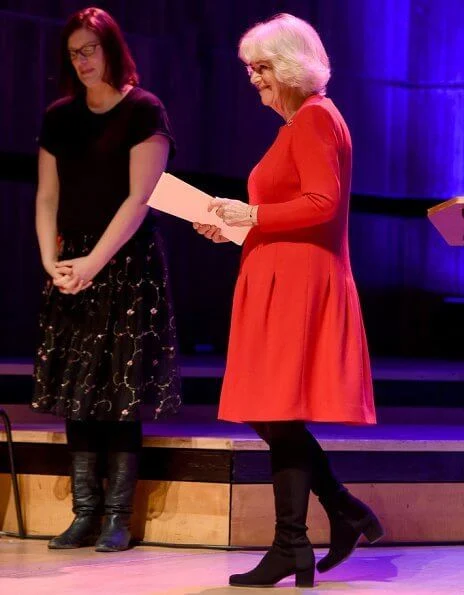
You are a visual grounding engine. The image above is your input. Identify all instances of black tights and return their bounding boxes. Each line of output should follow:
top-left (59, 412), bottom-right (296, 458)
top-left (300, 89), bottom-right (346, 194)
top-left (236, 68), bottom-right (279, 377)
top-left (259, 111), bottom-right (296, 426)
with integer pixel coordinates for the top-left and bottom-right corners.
top-left (66, 419), bottom-right (143, 453)
top-left (249, 421), bottom-right (343, 502)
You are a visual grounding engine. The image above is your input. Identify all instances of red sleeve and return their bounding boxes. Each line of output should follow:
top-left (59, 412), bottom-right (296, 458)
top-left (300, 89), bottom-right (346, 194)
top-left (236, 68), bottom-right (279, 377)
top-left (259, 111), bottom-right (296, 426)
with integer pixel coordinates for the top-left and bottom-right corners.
top-left (257, 105), bottom-right (341, 233)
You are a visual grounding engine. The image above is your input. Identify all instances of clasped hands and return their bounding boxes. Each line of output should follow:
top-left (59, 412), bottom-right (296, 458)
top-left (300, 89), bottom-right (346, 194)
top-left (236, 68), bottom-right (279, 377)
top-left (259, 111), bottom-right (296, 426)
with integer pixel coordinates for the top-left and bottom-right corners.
top-left (45, 197), bottom-right (255, 289)
top-left (193, 197), bottom-right (257, 242)
top-left (45, 255), bottom-right (100, 295)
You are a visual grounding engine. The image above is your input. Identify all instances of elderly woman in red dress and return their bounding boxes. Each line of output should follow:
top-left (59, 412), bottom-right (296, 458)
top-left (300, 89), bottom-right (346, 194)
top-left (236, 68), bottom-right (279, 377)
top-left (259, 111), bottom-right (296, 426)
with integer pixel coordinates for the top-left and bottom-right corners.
top-left (194, 13), bottom-right (383, 588)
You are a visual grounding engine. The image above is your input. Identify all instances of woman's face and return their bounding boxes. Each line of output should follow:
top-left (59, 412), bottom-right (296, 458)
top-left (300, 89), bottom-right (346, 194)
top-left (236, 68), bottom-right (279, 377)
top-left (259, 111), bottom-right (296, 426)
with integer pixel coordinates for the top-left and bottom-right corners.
top-left (246, 61), bottom-right (282, 109)
top-left (246, 59), bottom-right (302, 119)
top-left (68, 28), bottom-right (105, 88)
top-left (248, 60), bottom-right (298, 117)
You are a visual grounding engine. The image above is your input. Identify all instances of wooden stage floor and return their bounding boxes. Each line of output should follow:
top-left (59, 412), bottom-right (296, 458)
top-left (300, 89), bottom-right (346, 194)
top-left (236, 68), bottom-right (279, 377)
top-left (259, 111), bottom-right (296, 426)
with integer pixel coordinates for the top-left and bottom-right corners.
top-left (1, 537), bottom-right (464, 594)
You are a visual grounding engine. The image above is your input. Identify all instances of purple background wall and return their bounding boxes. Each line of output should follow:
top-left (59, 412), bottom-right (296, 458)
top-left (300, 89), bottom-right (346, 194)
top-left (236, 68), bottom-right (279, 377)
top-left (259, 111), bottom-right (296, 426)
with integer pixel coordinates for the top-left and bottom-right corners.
top-left (1, 0), bottom-right (463, 360)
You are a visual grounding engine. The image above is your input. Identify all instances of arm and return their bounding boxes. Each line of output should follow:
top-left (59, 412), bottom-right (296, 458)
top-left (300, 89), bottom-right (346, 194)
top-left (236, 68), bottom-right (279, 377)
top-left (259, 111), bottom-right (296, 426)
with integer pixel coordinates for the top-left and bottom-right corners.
top-left (257, 105), bottom-right (342, 233)
top-left (35, 148), bottom-right (59, 277)
top-left (90, 134), bottom-right (169, 268)
top-left (56, 134), bottom-right (169, 286)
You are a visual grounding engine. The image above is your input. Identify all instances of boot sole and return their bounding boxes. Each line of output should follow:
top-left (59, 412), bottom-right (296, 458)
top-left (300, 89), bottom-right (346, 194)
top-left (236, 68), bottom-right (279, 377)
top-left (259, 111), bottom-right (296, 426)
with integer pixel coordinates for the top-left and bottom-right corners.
top-left (229, 581), bottom-right (313, 589)
top-left (48, 539), bottom-right (98, 550)
top-left (95, 545), bottom-right (131, 552)
top-left (229, 568), bottom-right (315, 588)
top-left (229, 584), bottom-right (278, 588)
top-left (229, 581), bottom-right (314, 589)
top-left (95, 539), bottom-right (134, 552)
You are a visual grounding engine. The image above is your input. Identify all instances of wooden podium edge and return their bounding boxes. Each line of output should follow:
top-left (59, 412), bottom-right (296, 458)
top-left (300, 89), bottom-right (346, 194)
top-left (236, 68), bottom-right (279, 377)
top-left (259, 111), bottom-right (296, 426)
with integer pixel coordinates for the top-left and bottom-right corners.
top-left (427, 196), bottom-right (464, 216)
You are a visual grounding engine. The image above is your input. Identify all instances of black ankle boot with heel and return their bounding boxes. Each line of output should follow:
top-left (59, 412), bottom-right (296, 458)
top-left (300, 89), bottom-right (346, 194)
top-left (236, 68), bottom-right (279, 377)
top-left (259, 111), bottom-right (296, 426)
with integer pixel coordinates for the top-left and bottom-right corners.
top-left (229, 447), bottom-right (315, 588)
top-left (300, 429), bottom-right (384, 573)
top-left (230, 544), bottom-right (315, 588)
top-left (316, 490), bottom-right (384, 573)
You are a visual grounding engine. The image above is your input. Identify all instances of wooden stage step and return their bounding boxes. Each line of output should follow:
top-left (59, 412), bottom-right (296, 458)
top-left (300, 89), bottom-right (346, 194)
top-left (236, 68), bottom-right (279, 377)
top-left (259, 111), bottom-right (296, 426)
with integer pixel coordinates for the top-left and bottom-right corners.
top-left (1, 406), bottom-right (464, 548)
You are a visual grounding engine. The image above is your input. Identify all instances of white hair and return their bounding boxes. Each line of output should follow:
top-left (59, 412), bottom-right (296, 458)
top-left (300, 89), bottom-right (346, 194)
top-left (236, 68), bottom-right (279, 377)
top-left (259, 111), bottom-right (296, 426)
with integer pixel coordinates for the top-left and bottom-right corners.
top-left (239, 13), bottom-right (331, 96)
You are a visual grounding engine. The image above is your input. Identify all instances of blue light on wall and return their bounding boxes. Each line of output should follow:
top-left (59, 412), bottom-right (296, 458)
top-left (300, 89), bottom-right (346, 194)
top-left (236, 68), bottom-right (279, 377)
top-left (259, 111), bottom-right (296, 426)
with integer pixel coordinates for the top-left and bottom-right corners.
top-left (318, 0), bottom-right (464, 199)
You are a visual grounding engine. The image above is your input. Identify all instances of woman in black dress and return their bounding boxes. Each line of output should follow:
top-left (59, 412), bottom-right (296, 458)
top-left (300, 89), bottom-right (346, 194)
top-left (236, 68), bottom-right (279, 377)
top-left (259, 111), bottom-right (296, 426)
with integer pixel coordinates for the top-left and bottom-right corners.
top-left (32, 7), bottom-right (181, 552)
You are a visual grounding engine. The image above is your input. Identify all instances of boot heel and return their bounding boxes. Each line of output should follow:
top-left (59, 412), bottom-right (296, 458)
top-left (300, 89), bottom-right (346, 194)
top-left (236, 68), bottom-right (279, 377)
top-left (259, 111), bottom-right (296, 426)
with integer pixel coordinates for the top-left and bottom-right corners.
top-left (295, 568), bottom-right (315, 588)
top-left (363, 517), bottom-right (384, 544)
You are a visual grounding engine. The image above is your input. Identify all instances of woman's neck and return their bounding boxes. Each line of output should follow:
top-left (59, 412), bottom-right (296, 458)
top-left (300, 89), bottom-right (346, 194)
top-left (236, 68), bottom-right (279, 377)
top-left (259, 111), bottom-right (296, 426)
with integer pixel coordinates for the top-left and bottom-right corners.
top-left (86, 83), bottom-right (131, 113)
top-left (274, 91), bottom-right (308, 123)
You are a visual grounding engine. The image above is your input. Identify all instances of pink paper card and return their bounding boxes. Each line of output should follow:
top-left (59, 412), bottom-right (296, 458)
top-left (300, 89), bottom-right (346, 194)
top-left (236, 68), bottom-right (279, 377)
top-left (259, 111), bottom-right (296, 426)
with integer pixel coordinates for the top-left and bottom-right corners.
top-left (428, 197), bottom-right (464, 246)
top-left (147, 173), bottom-right (250, 246)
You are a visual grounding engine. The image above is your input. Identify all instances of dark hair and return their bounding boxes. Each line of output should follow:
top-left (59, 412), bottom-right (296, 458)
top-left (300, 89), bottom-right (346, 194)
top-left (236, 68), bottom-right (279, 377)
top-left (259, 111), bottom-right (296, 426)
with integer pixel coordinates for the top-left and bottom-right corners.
top-left (59, 7), bottom-right (139, 95)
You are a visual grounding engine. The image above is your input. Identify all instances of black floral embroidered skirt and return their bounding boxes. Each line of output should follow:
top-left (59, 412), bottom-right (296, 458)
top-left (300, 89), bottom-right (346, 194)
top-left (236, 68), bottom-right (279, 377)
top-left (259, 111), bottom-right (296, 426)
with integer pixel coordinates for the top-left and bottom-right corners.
top-left (32, 228), bottom-right (182, 421)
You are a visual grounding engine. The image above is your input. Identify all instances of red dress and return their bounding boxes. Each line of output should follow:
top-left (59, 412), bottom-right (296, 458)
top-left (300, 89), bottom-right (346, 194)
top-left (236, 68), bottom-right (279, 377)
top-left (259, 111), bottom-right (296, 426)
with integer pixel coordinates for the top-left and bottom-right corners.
top-left (218, 95), bottom-right (376, 424)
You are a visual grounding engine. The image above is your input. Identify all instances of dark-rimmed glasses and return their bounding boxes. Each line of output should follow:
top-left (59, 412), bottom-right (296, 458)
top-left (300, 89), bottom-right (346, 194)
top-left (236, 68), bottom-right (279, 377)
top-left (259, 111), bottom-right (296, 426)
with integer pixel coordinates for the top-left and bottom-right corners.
top-left (68, 43), bottom-right (100, 61)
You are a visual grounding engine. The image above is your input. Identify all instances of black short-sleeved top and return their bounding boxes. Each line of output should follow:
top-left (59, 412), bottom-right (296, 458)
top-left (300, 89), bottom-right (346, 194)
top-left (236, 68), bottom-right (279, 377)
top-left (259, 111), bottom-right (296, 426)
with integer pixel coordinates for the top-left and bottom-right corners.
top-left (39, 86), bottom-right (175, 234)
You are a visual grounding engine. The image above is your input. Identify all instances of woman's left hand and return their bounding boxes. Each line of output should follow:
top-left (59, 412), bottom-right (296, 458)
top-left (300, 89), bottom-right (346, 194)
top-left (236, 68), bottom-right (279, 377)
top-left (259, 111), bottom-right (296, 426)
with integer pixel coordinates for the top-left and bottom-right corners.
top-left (209, 197), bottom-right (257, 227)
top-left (54, 255), bottom-right (100, 294)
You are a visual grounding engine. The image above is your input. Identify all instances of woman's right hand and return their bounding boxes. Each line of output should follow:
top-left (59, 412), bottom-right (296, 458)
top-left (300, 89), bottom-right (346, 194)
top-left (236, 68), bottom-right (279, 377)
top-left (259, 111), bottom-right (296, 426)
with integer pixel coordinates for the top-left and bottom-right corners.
top-left (43, 260), bottom-right (68, 280)
top-left (43, 260), bottom-right (91, 294)
top-left (193, 223), bottom-right (230, 243)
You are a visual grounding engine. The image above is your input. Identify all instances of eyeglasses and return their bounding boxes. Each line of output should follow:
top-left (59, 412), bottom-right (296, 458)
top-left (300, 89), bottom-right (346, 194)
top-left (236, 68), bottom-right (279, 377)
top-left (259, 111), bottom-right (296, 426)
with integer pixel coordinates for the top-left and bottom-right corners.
top-left (245, 63), bottom-right (271, 78)
top-left (68, 42), bottom-right (100, 61)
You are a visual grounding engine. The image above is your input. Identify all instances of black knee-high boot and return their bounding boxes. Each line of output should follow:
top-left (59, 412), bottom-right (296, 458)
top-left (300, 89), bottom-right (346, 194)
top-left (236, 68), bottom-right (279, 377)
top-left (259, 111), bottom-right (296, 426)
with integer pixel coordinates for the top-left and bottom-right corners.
top-left (302, 430), bottom-right (384, 573)
top-left (230, 426), bottom-right (315, 588)
top-left (94, 421), bottom-right (141, 552)
top-left (95, 451), bottom-right (139, 552)
top-left (48, 451), bottom-right (103, 549)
